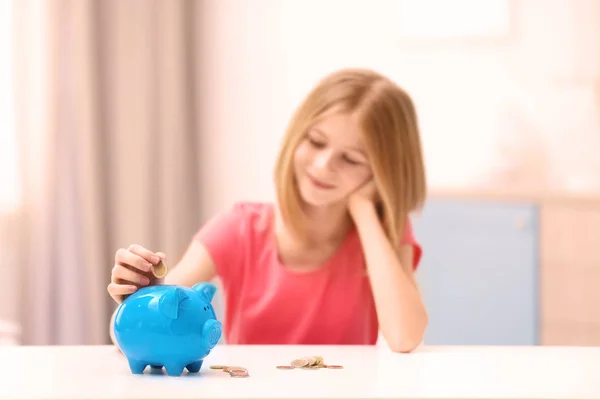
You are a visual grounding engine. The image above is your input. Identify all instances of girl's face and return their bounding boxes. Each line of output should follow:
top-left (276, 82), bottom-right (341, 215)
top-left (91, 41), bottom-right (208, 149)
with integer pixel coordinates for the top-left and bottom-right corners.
top-left (293, 113), bottom-right (372, 208)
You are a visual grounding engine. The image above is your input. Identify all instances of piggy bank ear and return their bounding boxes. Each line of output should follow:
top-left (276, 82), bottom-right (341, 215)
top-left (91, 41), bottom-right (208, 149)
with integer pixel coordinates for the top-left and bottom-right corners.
top-left (192, 282), bottom-right (217, 303)
top-left (159, 288), bottom-right (189, 320)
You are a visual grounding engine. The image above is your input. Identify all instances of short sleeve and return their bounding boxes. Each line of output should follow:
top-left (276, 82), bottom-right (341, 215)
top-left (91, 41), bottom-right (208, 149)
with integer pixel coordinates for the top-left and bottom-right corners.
top-left (399, 218), bottom-right (422, 271)
top-left (193, 203), bottom-right (245, 281)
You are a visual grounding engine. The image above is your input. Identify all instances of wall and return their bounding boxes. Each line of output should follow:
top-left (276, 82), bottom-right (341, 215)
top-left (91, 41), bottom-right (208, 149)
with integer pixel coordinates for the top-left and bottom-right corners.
top-left (195, 0), bottom-right (600, 223)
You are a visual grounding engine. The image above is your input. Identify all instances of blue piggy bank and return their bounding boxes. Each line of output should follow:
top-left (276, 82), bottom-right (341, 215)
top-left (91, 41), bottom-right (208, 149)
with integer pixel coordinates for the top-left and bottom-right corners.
top-left (112, 282), bottom-right (222, 376)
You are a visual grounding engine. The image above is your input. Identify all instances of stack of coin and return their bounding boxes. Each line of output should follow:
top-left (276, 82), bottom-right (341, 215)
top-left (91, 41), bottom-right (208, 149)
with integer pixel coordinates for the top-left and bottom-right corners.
top-left (210, 365), bottom-right (249, 378)
top-left (277, 356), bottom-right (343, 370)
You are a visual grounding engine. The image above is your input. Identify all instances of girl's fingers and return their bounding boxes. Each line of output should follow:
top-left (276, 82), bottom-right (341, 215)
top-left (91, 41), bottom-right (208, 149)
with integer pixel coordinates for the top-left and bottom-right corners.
top-left (107, 283), bottom-right (137, 303)
top-left (109, 244), bottom-right (163, 305)
top-left (115, 248), bottom-right (152, 272)
top-left (112, 264), bottom-right (150, 286)
top-left (127, 244), bottom-right (161, 265)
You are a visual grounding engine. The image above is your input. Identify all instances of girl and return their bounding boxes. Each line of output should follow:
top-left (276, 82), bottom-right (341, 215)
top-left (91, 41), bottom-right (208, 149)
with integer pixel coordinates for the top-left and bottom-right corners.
top-left (108, 68), bottom-right (428, 353)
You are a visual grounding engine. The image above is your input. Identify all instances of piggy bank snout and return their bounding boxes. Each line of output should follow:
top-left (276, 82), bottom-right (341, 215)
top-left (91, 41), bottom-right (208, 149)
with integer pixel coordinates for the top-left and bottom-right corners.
top-left (203, 319), bottom-right (222, 349)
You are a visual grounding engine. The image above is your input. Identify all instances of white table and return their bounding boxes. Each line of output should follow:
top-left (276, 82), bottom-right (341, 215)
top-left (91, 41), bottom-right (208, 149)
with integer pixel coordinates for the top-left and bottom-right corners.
top-left (0, 344), bottom-right (599, 400)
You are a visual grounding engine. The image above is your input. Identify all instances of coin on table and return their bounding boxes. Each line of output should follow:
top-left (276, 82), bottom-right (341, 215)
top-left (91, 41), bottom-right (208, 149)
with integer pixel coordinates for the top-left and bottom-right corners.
top-left (314, 356), bottom-right (324, 365)
top-left (210, 365), bottom-right (226, 370)
top-left (326, 365), bottom-right (344, 369)
top-left (228, 367), bottom-right (249, 377)
top-left (305, 356), bottom-right (317, 366)
top-left (276, 365), bottom-right (294, 370)
top-left (291, 358), bottom-right (309, 368)
top-left (223, 366), bottom-right (244, 373)
top-left (151, 259), bottom-right (168, 279)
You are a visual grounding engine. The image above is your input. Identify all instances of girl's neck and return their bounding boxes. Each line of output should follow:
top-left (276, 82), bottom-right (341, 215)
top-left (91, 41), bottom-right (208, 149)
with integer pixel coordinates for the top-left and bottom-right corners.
top-left (273, 202), bottom-right (352, 268)
top-left (274, 202), bottom-right (352, 249)
top-left (300, 202), bottom-right (352, 245)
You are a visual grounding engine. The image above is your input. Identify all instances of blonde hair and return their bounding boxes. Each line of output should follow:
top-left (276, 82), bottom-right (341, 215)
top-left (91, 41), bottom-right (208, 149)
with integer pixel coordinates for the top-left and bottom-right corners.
top-left (274, 68), bottom-right (427, 246)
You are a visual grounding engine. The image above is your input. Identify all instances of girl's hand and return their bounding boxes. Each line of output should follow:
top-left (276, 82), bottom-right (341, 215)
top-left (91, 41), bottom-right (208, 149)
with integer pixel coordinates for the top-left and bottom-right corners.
top-left (107, 244), bottom-right (166, 304)
top-left (348, 179), bottom-right (378, 216)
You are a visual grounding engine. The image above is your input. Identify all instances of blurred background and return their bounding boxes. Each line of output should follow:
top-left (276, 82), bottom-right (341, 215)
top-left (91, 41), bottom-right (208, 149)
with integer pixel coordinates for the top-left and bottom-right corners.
top-left (1, 0), bottom-right (599, 347)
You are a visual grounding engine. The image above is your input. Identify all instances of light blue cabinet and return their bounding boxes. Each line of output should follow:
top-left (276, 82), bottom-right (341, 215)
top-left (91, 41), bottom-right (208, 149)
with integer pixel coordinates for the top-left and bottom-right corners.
top-left (412, 198), bottom-right (539, 345)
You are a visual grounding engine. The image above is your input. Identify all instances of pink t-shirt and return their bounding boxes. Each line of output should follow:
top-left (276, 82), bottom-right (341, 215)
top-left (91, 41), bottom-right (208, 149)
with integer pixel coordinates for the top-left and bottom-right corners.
top-left (194, 202), bottom-right (422, 345)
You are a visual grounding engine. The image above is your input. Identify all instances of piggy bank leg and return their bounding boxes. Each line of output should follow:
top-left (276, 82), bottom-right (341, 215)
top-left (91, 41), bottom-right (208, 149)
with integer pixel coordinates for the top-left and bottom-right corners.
top-left (127, 359), bottom-right (148, 374)
top-left (185, 360), bottom-right (203, 373)
top-left (164, 363), bottom-right (185, 377)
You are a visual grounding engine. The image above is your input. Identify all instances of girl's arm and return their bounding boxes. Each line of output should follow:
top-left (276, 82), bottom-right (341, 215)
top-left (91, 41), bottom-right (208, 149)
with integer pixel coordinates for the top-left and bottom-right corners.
top-left (163, 241), bottom-right (218, 287)
top-left (168, 204), bottom-right (244, 287)
top-left (350, 199), bottom-right (428, 353)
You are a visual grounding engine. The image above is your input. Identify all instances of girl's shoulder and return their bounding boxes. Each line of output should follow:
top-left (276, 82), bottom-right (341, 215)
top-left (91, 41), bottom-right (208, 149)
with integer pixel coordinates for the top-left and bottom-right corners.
top-left (224, 201), bottom-right (275, 230)
top-left (196, 201), bottom-right (275, 242)
top-left (230, 201), bottom-right (275, 217)
top-left (193, 201), bottom-right (276, 282)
